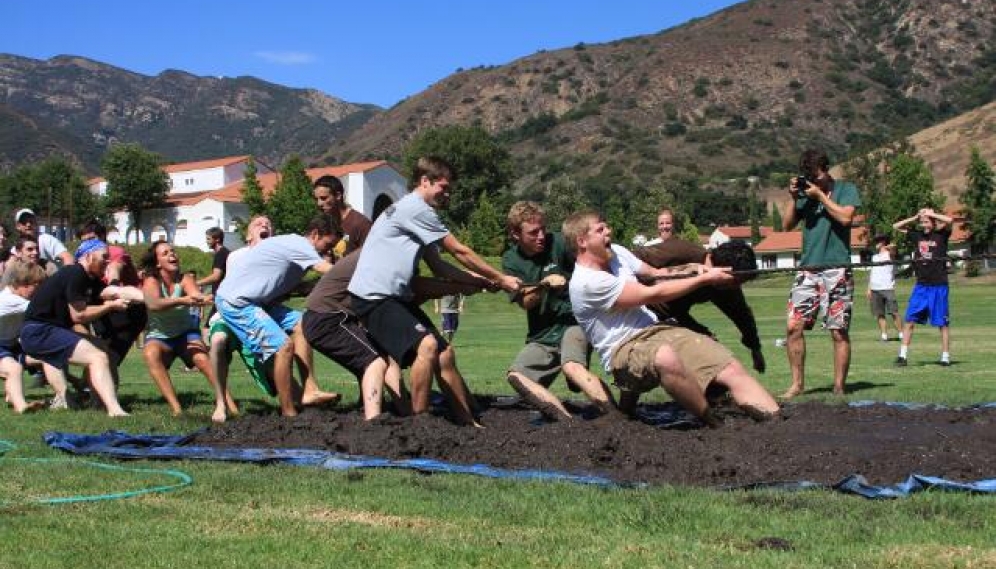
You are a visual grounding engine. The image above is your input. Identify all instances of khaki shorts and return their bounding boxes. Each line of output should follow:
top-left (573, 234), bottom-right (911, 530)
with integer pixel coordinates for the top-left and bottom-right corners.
top-left (609, 325), bottom-right (733, 394)
top-left (509, 325), bottom-right (591, 387)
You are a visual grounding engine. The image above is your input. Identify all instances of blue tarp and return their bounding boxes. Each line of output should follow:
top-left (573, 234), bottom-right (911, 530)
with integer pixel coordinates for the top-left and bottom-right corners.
top-left (43, 429), bottom-right (996, 499)
top-left (43, 431), bottom-right (619, 487)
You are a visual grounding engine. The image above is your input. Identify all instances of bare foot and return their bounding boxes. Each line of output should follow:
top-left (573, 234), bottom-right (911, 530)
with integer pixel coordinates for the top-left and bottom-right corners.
top-left (211, 407), bottom-right (227, 423)
top-left (779, 386), bottom-right (804, 399)
top-left (107, 409), bottom-right (130, 417)
top-left (832, 386), bottom-right (846, 396)
top-left (301, 391), bottom-right (341, 407)
top-left (13, 401), bottom-right (46, 414)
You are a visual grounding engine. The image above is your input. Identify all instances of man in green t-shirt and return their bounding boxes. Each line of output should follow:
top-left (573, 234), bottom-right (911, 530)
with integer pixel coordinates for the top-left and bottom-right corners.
top-left (502, 201), bottom-right (616, 420)
top-left (780, 149), bottom-right (861, 399)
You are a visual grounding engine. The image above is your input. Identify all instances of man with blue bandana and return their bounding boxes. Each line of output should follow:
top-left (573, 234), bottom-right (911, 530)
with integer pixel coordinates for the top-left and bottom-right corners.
top-left (20, 239), bottom-right (141, 416)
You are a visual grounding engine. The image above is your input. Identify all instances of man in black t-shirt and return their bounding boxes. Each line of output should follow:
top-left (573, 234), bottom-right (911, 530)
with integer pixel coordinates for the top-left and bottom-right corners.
top-left (893, 208), bottom-right (954, 367)
top-left (197, 227), bottom-right (230, 326)
top-left (21, 239), bottom-right (138, 416)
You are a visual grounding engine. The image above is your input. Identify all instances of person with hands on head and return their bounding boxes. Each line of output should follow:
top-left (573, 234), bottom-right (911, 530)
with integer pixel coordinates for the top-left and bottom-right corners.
top-left (564, 210), bottom-right (779, 426)
top-left (502, 201), bottom-right (616, 421)
top-left (348, 156), bottom-right (521, 426)
top-left (893, 207), bottom-right (954, 367)
top-left (141, 241), bottom-right (233, 422)
top-left (19, 239), bottom-right (133, 416)
top-left (779, 148), bottom-right (860, 398)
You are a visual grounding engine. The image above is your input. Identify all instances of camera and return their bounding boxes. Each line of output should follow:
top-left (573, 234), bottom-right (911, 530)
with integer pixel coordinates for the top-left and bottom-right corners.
top-left (794, 176), bottom-right (811, 190)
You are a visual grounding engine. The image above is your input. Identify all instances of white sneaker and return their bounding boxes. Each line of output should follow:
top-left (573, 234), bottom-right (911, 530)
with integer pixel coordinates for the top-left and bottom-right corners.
top-left (898, 332), bottom-right (904, 340)
top-left (880, 334), bottom-right (888, 342)
top-left (49, 393), bottom-right (68, 410)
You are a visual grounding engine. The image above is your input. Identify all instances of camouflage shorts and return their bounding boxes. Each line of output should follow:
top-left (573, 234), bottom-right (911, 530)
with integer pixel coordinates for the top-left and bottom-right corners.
top-left (787, 267), bottom-right (853, 331)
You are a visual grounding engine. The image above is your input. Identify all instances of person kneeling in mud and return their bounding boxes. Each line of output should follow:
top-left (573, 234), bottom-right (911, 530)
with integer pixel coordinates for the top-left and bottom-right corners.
top-left (502, 201), bottom-right (616, 421)
top-left (564, 211), bottom-right (779, 426)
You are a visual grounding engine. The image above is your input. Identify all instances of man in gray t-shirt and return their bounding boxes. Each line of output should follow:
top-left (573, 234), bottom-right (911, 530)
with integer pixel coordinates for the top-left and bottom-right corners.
top-left (347, 156), bottom-right (521, 426)
top-left (215, 214), bottom-right (341, 417)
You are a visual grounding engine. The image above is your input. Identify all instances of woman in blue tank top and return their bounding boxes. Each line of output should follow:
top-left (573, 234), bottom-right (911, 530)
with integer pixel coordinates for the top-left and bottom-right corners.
top-left (140, 241), bottom-right (234, 422)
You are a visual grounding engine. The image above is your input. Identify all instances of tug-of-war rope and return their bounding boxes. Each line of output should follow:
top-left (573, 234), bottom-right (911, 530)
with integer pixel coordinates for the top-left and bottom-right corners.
top-left (649, 253), bottom-right (996, 281)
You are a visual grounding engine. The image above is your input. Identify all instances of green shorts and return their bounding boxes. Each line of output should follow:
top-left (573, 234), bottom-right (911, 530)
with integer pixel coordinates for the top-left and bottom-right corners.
top-left (508, 325), bottom-right (591, 387)
top-left (609, 325), bottom-right (733, 395)
top-left (208, 319), bottom-right (275, 397)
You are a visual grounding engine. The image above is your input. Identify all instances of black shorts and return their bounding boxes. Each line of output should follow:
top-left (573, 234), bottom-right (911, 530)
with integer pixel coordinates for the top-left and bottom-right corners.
top-left (350, 295), bottom-right (447, 368)
top-left (301, 310), bottom-right (385, 379)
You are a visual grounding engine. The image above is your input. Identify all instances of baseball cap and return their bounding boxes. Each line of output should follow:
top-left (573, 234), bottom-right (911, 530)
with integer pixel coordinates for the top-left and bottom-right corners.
top-left (14, 208), bottom-right (35, 223)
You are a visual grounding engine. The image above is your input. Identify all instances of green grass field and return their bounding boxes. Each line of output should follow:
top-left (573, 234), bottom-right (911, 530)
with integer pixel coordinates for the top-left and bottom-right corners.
top-left (2, 273), bottom-right (995, 568)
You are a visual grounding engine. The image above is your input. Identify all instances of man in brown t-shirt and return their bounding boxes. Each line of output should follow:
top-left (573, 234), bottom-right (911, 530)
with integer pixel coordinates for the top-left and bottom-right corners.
top-left (312, 175), bottom-right (372, 259)
top-left (303, 247), bottom-right (487, 420)
top-left (302, 250), bottom-right (401, 419)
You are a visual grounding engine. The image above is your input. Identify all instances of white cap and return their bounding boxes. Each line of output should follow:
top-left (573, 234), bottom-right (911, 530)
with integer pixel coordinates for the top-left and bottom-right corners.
top-left (14, 208), bottom-right (35, 223)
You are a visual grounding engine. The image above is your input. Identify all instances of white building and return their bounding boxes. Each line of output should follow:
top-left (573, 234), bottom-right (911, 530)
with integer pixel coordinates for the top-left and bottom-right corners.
top-left (88, 156), bottom-right (408, 251)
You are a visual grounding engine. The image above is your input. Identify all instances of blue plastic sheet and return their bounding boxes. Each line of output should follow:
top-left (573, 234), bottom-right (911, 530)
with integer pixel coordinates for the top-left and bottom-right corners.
top-left (43, 431), bottom-right (619, 487)
top-left (43, 428), bottom-right (996, 498)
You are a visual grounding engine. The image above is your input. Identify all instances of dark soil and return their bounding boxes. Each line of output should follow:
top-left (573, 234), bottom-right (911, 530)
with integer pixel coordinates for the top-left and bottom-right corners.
top-left (190, 398), bottom-right (996, 487)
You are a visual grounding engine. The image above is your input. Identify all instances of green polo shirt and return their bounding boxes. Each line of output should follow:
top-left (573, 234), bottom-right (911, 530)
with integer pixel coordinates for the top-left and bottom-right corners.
top-left (796, 180), bottom-right (861, 266)
top-left (501, 232), bottom-right (578, 346)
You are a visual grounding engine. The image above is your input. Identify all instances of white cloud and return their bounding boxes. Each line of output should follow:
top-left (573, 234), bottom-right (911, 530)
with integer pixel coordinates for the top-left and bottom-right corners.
top-left (254, 51), bottom-right (317, 65)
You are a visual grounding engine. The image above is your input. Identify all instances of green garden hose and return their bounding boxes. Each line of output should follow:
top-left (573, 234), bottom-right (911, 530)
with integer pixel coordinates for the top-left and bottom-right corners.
top-left (0, 439), bottom-right (192, 506)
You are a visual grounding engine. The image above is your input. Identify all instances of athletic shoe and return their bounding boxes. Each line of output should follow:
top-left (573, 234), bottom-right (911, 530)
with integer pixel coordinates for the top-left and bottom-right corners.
top-left (880, 334), bottom-right (888, 342)
top-left (898, 332), bottom-right (904, 341)
top-left (939, 359), bottom-right (951, 367)
top-left (894, 356), bottom-right (907, 367)
top-left (49, 393), bottom-right (68, 410)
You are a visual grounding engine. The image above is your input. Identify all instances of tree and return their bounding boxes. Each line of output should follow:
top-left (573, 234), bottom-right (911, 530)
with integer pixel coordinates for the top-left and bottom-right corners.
top-left (402, 125), bottom-right (513, 229)
top-left (843, 140), bottom-right (915, 238)
top-left (748, 177), bottom-right (761, 245)
top-left (462, 191), bottom-right (506, 256)
top-left (242, 157), bottom-right (267, 218)
top-left (959, 147), bottom-right (996, 255)
top-left (884, 153), bottom-right (943, 246)
top-left (268, 156), bottom-right (314, 235)
top-left (771, 204), bottom-right (783, 232)
top-left (101, 144), bottom-right (169, 243)
top-left (675, 210), bottom-right (702, 243)
top-left (0, 157), bottom-right (100, 234)
top-left (541, 176), bottom-right (589, 230)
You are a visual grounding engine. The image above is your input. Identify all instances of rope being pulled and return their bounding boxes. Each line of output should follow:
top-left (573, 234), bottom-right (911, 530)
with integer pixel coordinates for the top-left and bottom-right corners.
top-left (650, 253), bottom-right (996, 281)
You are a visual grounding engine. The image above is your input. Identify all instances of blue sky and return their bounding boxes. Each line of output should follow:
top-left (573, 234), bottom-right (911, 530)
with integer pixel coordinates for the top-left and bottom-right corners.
top-left (3, 0), bottom-right (742, 108)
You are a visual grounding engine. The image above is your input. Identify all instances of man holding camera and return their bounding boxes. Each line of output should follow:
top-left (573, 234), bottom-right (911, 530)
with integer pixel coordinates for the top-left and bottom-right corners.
top-left (780, 149), bottom-right (861, 398)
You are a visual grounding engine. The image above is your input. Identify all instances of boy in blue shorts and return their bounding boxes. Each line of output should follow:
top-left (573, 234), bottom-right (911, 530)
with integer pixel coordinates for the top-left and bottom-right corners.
top-left (893, 208), bottom-right (954, 366)
top-left (215, 214), bottom-right (341, 417)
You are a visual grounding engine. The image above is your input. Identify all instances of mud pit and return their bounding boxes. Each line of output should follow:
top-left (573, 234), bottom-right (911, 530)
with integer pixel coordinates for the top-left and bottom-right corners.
top-left (191, 399), bottom-right (996, 487)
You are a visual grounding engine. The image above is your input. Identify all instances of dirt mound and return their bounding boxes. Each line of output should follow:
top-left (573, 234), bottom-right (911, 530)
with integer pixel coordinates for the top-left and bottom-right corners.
top-left (191, 399), bottom-right (996, 487)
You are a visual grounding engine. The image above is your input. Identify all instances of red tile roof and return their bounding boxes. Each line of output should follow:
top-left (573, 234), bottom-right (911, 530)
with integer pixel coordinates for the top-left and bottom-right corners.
top-left (162, 155), bottom-right (251, 174)
top-left (192, 161), bottom-right (390, 205)
top-left (715, 225), bottom-right (773, 239)
top-left (753, 231), bottom-right (802, 253)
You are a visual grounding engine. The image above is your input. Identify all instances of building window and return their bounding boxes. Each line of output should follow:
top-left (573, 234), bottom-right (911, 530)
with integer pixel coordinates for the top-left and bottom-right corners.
top-left (176, 219), bottom-right (188, 231)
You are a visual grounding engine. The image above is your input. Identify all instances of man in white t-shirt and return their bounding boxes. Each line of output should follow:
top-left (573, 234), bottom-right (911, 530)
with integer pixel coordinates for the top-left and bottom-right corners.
top-left (564, 210), bottom-right (779, 425)
top-left (13, 209), bottom-right (73, 267)
top-left (867, 234), bottom-right (903, 342)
